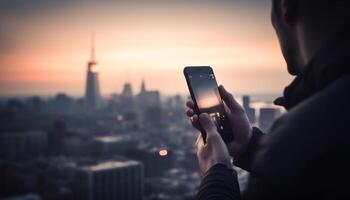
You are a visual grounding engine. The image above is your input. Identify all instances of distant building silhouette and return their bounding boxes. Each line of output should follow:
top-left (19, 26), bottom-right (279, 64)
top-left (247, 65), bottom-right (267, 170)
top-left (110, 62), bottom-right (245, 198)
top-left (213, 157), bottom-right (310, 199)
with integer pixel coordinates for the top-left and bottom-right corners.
top-left (140, 79), bottom-right (146, 93)
top-left (48, 120), bottom-right (67, 155)
top-left (63, 136), bottom-right (91, 157)
top-left (167, 95), bottom-right (184, 109)
top-left (242, 95), bottom-right (256, 124)
top-left (137, 79), bottom-right (160, 108)
top-left (84, 36), bottom-right (102, 110)
top-left (74, 160), bottom-right (144, 200)
top-left (91, 136), bottom-right (136, 157)
top-left (52, 93), bottom-right (75, 113)
top-left (1, 194), bottom-right (42, 200)
top-left (122, 83), bottom-right (133, 97)
top-left (26, 96), bottom-right (43, 112)
top-left (0, 131), bottom-right (47, 161)
top-left (137, 79), bottom-right (162, 128)
top-left (127, 147), bottom-right (174, 177)
top-left (259, 108), bottom-right (280, 132)
top-left (119, 83), bottom-right (135, 113)
top-left (242, 96), bottom-right (249, 109)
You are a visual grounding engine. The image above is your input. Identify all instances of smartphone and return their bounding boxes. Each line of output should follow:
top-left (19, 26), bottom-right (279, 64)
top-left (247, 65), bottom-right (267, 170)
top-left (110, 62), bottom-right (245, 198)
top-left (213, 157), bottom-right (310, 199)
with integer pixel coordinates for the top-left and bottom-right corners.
top-left (183, 66), bottom-right (233, 143)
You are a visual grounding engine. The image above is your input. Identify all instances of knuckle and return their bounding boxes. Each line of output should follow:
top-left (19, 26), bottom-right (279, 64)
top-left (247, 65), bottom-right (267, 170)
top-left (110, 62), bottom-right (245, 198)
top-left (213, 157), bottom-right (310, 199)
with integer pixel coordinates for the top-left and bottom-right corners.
top-left (204, 126), bottom-right (215, 134)
top-left (228, 93), bottom-right (235, 101)
top-left (206, 131), bottom-right (220, 142)
top-left (191, 120), bottom-right (198, 127)
top-left (235, 106), bottom-right (245, 114)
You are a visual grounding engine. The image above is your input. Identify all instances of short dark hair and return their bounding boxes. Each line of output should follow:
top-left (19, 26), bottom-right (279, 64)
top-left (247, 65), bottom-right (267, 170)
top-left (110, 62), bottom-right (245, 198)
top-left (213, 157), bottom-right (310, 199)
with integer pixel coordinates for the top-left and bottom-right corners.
top-left (292, 0), bottom-right (350, 25)
top-left (297, 0), bottom-right (350, 16)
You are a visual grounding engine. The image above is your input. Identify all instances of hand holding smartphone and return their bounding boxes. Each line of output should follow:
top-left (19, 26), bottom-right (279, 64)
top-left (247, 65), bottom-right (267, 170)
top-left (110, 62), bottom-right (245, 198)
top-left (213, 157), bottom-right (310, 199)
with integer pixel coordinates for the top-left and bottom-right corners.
top-left (184, 66), bottom-right (233, 143)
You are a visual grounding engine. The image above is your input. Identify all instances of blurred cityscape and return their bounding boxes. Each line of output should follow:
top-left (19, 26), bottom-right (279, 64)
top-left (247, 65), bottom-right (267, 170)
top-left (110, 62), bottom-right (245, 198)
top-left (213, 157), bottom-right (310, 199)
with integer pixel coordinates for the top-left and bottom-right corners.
top-left (0, 43), bottom-right (283, 200)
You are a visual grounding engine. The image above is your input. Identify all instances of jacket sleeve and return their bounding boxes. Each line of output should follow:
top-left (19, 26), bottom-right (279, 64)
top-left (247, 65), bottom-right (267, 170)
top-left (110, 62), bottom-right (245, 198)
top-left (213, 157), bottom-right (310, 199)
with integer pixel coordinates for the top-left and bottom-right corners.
top-left (234, 127), bottom-right (264, 172)
top-left (196, 163), bottom-right (241, 200)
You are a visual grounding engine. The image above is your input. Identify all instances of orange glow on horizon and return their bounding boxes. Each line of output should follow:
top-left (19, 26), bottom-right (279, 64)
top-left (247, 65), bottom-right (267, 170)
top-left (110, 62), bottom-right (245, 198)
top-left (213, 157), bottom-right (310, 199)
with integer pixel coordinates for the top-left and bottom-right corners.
top-left (0, 1), bottom-right (293, 96)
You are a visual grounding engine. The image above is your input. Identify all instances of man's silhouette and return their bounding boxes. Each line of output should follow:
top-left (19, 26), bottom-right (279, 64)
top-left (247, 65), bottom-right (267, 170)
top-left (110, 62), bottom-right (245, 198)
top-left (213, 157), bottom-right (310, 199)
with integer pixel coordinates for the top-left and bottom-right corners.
top-left (186, 0), bottom-right (350, 199)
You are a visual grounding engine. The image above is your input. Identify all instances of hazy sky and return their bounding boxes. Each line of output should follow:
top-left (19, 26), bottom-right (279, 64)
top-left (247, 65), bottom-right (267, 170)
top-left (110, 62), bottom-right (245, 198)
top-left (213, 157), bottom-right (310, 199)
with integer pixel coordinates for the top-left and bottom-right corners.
top-left (0, 0), bottom-right (293, 96)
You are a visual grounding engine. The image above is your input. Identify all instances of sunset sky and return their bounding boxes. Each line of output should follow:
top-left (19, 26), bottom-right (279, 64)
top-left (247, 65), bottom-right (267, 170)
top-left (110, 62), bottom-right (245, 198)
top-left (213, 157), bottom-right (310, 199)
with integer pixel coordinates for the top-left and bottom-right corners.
top-left (0, 0), bottom-right (293, 97)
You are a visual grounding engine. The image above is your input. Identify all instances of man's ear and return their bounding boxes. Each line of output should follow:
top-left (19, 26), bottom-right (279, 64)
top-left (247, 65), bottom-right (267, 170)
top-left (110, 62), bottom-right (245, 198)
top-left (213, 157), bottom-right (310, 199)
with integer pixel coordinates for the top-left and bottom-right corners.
top-left (273, 0), bottom-right (298, 26)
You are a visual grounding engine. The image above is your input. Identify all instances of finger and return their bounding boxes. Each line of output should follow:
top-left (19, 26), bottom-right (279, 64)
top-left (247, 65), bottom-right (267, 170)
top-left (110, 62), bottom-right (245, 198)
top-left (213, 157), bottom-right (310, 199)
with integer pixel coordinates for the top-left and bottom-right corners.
top-left (219, 85), bottom-right (243, 113)
top-left (222, 102), bottom-right (234, 125)
top-left (186, 101), bottom-right (195, 109)
top-left (191, 114), bottom-right (200, 128)
top-left (198, 113), bottom-right (220, 141)
top-left (195, 134), bottom-right (204, 151)
top-left (190, 114), bottom-right (198, 122)
top-left (186, 109), bottom-right (194, 117)
top-left (223, 101), bottom-right (232, 116)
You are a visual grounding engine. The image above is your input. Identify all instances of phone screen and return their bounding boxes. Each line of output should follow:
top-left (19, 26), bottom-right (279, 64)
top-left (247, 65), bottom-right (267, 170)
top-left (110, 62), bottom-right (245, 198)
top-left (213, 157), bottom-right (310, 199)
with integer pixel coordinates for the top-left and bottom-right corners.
top-left (185, 67), bottom-right (232, 143)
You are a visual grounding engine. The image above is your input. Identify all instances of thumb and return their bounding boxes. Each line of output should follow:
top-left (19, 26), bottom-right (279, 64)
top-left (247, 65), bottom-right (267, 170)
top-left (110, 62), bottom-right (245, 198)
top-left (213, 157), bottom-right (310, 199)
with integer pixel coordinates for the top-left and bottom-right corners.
top-left (198, 113), bottom-right (219, 140)
top-left (218, 85), bottom-right (243, 113)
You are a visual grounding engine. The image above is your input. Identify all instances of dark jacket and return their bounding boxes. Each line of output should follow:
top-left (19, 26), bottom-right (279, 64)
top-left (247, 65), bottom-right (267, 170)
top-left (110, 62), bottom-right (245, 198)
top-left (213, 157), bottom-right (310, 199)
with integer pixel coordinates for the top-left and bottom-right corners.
top-left (197, 24), bottom-right (350, 199)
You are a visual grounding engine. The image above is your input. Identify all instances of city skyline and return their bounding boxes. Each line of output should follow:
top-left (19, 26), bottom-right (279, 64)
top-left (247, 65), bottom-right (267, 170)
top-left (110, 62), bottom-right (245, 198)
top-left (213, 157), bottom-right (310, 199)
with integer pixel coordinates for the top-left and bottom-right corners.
top-left (0, 0), bottom-right (293, 96)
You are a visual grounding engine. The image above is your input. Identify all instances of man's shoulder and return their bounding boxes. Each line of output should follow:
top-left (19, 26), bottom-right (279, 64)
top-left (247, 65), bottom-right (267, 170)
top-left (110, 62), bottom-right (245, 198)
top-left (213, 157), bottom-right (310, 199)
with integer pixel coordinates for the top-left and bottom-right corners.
top-left (274, 73), bottom-right (350, 137)
top-left (253, 74), bottom-right (350, 177)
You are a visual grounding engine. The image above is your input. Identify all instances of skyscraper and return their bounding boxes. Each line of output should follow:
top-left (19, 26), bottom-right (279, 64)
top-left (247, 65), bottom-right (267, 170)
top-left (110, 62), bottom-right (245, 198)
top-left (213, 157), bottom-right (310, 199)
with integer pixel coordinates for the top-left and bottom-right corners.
top-left (0, 131), bottom-right (48, 161)
top-left (137, 79), bottom-right (160, 108)
top-left (74, 160), bottom-right (144, 200)
top-left (137, 79), bottom-right (162, 128)
top-left (242, 95), bottom-right (256, 124)
top-left (242, 95), bottom-right (250, 109)
top-left (120, 82), bottom-right (135, 113)
top-left (122, 83), bottom-right (133, 97)
top-left (85, 36), bottom-right (102, 110)
top-left (259, 108), bottom-right (280, 132)
top-left (140, 79), bottom-right (146, 94)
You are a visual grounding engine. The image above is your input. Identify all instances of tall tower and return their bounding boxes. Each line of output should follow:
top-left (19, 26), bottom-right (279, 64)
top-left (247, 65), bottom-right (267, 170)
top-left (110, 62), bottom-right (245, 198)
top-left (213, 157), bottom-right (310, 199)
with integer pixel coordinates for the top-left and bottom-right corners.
top-left (140, 78), bottom-right (146, 94)
top-left (84, 35), bottom-right (102, 110)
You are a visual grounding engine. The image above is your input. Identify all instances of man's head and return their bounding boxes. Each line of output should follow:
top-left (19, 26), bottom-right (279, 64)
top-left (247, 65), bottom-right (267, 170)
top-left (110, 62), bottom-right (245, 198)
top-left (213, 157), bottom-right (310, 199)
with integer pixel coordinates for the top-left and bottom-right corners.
top-left (271, 0), bottom-right (350, 75)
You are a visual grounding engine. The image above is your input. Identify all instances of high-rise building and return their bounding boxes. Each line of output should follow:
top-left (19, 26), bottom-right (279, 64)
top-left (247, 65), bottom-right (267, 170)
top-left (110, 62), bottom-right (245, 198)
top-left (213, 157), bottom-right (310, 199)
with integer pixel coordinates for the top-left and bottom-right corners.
top-left (91, 136), bottom-right (136, 157)
top-left (0, 131), bottom-right (48, 161)
top-left (119, 83), bottom-right (135, 113)
top-left (165, 95), bottom-right (184, 109)
top-left (74, 160), bottom-right (144, 200)
top-left (85, 36), bottom-right (102, 110)
top-left (127, 146), bottom-right (174, 177)
top-left (242, 95), bottom-right (256, 124)
top-left (137, 79), bottom-right (160, 108)
top-left (137, 79), bottom-right (162, 127)
top-left (259, 108), bottom-right (280, 132)
top-left (242, 95), bottom-right (250, 109)
top-left (122, 83), bottom-right (133, 97)
top-left (140, 79), bottom-right (146, 94)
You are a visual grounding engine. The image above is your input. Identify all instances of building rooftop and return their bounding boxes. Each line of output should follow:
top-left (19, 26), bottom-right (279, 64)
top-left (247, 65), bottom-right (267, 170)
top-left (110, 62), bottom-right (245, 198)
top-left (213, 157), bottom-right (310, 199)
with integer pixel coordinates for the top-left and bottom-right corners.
top-left (0, 130), bottom-right (46, 138)
top-left (81, 160), bottom-right (141, 172)
top-left (93, 135), bottom-right (125, 143)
